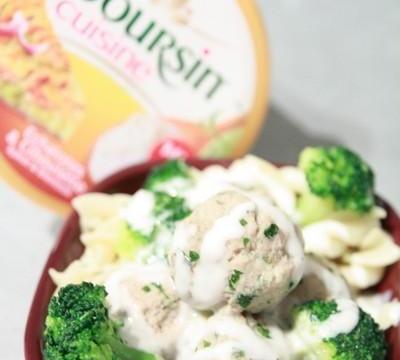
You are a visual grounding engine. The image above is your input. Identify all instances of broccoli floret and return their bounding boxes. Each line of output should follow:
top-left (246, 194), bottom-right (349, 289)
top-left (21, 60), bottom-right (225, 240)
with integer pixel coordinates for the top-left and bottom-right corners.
top-left (290, 299), bottom-right (387, 360)
top-left (86, 218), bottom-right (150, 261)
top-left (144, 160), bottom-right (192, 229)
top-left (295, 300), bottom-right (339, 322)
top-left (115, 222), bottom-right (150, 260)
top-left (153, 191), bottom-right (191, 228)
top-left (117, 190), bottom-right (191, 259)
top-left (298, 146), bottom-right (375, 224)
top-left (44, 282), bottom-right (156, 360)
top-left (144, 159), bottom-right (192, 194)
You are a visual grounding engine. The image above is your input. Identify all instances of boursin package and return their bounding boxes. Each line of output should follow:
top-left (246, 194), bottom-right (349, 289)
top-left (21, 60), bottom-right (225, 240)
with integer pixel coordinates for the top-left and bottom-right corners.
top-left (0, 0), bottom-right (269, 212)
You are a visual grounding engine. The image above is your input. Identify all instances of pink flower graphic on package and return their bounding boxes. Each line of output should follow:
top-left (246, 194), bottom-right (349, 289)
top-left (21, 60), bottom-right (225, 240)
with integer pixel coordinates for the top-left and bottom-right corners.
top-left (0, 11), bottom-right (48, 55)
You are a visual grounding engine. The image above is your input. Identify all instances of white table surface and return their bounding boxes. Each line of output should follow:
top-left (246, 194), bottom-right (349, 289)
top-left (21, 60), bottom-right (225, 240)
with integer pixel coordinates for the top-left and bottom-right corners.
top-left (2, 0), bottom-right (399, 358)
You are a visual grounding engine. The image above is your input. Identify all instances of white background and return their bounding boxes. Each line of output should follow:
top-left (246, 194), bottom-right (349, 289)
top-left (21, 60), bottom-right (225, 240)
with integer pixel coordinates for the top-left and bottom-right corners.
top-left (1, 0), bottom-right (399, 358)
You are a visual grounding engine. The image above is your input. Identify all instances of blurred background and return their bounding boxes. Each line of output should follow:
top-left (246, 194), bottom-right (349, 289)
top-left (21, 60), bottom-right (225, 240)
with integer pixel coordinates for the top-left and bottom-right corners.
top-left (2, 0), bottom-right (399, 358)
top-left (255, 0), bottom-right (400, 211)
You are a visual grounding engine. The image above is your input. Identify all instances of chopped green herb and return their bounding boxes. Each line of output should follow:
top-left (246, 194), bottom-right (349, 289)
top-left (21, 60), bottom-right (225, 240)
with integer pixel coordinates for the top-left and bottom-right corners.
top-left (262, 255), bottom-right (272, 264)
top-left (189, 250), bottom-right (200, 262)
top-left (142, 285), bottom-right (151, 293)
top-left (239, 218), bottom-right (248, 226)
top-left (153, 191), bottom-right (191, 228)
top-left (233, 350), bottom-right (246, 359)
top-left (151, 282), bottom-right (170, 299)
top-left (202, 340), bottom-right (211, 348)
top-left (243, 237), bottom-right (250, 247)
top-left (236, 294), bottom-right (255, 308)
top-left (229, 270), bottom-right (243, 290)
top-left (161, 298), bottom-right (179, 311)
top-left (255, 324), bottom-right (271, 338)
top-left (264, 223), bottom-right (279, 238)
top-left (184, 250), bottom-right (200, 264)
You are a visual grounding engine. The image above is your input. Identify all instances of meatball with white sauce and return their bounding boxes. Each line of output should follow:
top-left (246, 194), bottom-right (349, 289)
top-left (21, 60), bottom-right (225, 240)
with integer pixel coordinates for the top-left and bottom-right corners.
top-left (176, 310), bottom-right (290, 360)
top-left (105, 263), bottom-right (194, 359)
top-left (169, 191), bottom-right (305, 313)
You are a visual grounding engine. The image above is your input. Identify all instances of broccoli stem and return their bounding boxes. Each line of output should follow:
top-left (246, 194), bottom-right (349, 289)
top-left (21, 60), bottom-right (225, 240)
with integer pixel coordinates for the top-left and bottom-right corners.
top-left (106, 335), bottom-right (156, 360)
top-left (297, 192), bottom-right (336, 225)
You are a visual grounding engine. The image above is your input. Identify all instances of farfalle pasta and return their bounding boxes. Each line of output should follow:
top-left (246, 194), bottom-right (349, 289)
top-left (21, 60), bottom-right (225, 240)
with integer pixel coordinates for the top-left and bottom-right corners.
top-left (49, 245), bottom-right (121, 288)
top-left (71, 192), bottom-right (130, 232)
top-left (301, 211), bottom-right (400, 289)
top-left (50, 193), bottom-right (131, 288)
top-left (357, 292), bottom-right (400, 330)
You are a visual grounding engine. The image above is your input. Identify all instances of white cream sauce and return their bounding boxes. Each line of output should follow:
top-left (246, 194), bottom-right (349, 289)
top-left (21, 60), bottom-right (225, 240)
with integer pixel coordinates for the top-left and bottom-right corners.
top-left (315, 298), bottom-right (359, 339)
top-left (184, 166), bottom-right (237, 208)
top-left (120, 189), bottom-right (155, 236)
top-left (177, 313), bottom-right (289, 360)
top-left (171, 223), bottom-right (198, 302)
top-left (136, 226), bottom-right (175, 265)
top-left (201, 202), bottom-right (255, 260)
top-left (155, 176), bottom-right (193, 197)
top-left (303, 257), bottom-right (351, 300)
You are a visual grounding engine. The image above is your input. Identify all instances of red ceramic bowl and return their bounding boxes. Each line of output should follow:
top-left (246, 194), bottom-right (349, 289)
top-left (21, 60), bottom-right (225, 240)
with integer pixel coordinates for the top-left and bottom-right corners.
top-left (25, 159), bottom-right (400, 359)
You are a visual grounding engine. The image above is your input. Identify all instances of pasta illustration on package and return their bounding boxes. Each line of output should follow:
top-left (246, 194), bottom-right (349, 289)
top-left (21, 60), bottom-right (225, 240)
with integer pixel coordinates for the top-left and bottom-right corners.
top-left (0, 0), bottom-right (268, 212)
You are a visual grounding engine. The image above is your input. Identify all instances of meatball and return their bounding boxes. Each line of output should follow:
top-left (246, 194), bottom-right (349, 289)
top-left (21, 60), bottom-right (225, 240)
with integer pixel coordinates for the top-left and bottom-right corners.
top-left (176, 310), bottom-right (290, 360)
top-left (105, 262), bottom-right (194, 359)
top-left (169, 191), bottom-right (305, 313)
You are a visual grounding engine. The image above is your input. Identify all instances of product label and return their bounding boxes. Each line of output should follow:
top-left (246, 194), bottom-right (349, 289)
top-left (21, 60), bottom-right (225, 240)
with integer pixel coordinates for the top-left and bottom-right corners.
top-left (0, 0), bottom-right (268, 212)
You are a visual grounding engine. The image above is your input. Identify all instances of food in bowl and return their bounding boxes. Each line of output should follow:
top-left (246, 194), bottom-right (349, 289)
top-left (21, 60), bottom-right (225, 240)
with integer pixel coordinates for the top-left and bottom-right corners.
top-left (43, 146), bottom-right (400, 359)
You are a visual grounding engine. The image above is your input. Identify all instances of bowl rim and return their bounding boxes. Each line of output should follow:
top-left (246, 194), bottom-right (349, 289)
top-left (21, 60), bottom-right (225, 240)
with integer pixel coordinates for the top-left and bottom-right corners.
top-left (24, 158), bottom-right (400, 359)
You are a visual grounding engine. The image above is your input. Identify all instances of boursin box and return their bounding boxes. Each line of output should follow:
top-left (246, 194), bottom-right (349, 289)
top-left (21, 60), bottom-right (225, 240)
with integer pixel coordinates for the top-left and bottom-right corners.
top-left (0, 0), bottom-right (269, 212)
